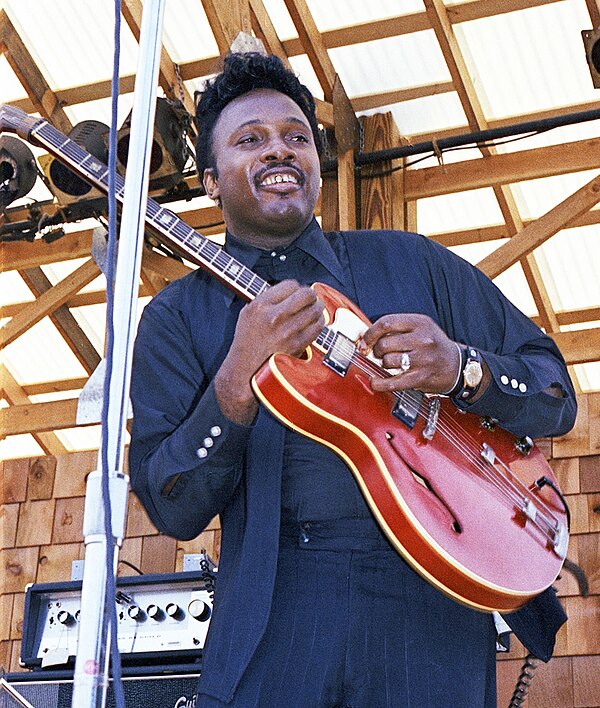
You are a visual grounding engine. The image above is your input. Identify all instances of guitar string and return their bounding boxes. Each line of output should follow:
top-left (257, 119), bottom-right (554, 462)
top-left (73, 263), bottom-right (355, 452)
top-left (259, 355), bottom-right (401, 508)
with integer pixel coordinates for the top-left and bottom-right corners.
top-left (344, 346), bottom-right (563, 544)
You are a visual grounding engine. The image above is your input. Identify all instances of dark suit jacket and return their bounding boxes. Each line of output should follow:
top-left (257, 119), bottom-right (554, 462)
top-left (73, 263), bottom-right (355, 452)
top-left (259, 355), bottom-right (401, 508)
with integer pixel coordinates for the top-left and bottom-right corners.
top-left (129, 225), bottom-right (574, 702)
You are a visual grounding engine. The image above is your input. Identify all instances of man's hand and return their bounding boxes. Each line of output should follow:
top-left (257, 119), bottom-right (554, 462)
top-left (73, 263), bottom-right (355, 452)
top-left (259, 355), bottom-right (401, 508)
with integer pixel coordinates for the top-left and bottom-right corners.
top-left (215, 280), bottom-right (325, 425)
top-left (358, 313), bottom-right (464, 395)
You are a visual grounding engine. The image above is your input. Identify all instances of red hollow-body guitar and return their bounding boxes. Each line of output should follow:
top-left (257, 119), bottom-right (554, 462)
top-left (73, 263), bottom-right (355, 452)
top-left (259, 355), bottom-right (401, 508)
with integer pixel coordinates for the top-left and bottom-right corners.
top-left (0, 104), bottom-right (569, 612)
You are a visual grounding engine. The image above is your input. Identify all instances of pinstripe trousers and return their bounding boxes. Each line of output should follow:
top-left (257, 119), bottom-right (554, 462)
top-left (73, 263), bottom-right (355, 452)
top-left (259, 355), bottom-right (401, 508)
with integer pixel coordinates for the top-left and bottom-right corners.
top-left (197, 519), bottom-right (497, 708)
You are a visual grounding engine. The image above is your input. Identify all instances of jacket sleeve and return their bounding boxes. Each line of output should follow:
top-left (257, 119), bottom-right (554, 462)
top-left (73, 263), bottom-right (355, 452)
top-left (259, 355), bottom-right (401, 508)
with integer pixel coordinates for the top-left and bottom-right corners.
top-left (422, 234), bottom-right (578, 439)
top-left (128, 281), bottom-right (251, 540)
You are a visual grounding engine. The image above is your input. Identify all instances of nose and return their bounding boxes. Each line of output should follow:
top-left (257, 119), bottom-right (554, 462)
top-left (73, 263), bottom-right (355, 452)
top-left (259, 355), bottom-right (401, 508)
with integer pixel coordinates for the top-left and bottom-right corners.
top-left (261, 136), bottom-right (295, 163)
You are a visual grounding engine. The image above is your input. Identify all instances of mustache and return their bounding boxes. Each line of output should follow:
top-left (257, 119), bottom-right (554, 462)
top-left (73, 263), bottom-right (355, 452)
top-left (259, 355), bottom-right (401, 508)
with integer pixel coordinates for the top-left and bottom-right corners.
top-left (254, 163), bottom-right (305, 187)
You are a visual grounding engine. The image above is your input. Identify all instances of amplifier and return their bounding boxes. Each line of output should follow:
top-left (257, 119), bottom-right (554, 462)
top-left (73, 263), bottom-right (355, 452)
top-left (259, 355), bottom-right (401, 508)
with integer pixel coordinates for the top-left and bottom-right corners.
top-left (21, 570), bottom-right (214, 670)
top-left (3, 670), bottom-right (200, 708)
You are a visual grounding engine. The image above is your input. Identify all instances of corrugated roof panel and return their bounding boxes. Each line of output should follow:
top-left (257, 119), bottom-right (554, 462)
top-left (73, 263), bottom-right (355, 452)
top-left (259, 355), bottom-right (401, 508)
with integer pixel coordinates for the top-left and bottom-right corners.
top-left (455, 1), bottom-right (597, 120)
top-left (3, 317), bottom-right (89, 384)
top-left (417, 187), bottom-right (505, 233)
top-left (163, 0), bottom-right (219, 62)
top-left (331, 31), bottom-right (450, 95)
top-left (5, 1), bottom-right (139, 90)
top-left (307, 0), bottom-right (425, 30)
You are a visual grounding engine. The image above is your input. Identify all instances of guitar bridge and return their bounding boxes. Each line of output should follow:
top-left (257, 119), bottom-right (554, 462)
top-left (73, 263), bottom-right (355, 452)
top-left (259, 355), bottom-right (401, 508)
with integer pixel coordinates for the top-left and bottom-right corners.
top-left (323, 331), bottom-right (355, 376)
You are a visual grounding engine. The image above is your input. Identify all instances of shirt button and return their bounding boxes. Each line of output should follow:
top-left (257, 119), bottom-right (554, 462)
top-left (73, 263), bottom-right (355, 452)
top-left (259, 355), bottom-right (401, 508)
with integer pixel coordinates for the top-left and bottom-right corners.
top-left (270, 251), bottom-right (277, 257)
top-left (519, 382), bottom-right (527, 392)
top-left (203, 437), bottom-right (214, 448)
top-left (196, 447), bottom-right (208, 459)
top-left (501, 375), bottom-right (509, 385)
top-left (511, 379), bottom-right (518, 388)
top-left (279, 254), bottom-right (287, 262)
top-left (210, 426), bottom-right (222, 437)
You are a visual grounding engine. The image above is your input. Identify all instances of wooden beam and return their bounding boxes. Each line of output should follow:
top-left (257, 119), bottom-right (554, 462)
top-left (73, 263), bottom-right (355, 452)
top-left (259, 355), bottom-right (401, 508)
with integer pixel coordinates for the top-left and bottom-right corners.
top-left (584, 0), bottom-right (600, 28)
top-left (20, 267), bottom-right (101, 374)
top-left (404, 138), bottom-right (600, 199)
top-left (477, 174), bottom-right (600, 279)
top-left (550, 328), bottom-right (600, 367)
top-left (283, 0), bottom-right (338, 99)
top-left (0, 398), bottom-right (82, 435)
top-left (201, 0), bottom-right (252, 53)
top-left (360, 113), bottom-right (405, 231)
top-left (0, 365), bottom-right (67, 454)
top-left (0, 10), bottom-right (73, 134)
top-left (249, 0), bottom-right (290, 64)
top-left (430, 209), bottom-right (600, 247)
top-left (21, 378), bottom-right (89, 397)
top-left (0, 259), bottom-right (101, 349)
top-left (0, 229), bottom-right (94, 270)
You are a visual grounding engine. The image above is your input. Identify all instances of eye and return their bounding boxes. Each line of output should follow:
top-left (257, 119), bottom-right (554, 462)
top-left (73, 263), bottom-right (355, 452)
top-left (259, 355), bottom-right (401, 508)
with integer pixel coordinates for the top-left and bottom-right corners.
top-left (237, 135), bottom-right (258, 145)
top-left (289, 133), bottom-right (309, 143)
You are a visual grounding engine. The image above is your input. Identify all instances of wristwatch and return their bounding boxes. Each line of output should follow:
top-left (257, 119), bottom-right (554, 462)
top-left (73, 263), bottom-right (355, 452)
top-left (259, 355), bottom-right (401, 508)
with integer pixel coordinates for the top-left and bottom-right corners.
top-left (453, 346), bottom-right (483, 402)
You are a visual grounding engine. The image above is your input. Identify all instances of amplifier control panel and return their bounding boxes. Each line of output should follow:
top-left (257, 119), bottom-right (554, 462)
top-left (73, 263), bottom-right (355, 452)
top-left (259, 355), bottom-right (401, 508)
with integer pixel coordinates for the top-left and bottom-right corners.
top-left (21, 570), bottom-right (215, 669)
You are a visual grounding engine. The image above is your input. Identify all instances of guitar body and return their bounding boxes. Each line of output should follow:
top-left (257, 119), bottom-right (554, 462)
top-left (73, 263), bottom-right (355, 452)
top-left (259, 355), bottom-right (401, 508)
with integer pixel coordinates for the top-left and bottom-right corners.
top-left (252, 283), bottom-right (568, 612)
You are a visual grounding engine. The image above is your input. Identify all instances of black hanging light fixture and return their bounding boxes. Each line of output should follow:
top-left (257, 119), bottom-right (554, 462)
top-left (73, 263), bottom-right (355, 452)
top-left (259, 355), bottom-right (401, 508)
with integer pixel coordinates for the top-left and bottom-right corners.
top-left (0, 135), bottom-right (38, 209)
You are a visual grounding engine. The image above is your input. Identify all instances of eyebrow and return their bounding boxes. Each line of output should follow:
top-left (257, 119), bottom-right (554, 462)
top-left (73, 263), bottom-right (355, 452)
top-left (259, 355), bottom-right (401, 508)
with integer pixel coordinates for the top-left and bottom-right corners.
top-left (234, 116), bottom-right (310, 131)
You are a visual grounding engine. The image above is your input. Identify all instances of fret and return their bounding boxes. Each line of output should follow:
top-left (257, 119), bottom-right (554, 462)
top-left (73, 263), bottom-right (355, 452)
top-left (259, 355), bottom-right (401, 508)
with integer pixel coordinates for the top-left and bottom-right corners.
top-left (198, 238), bottom-right (220, 261)
top-left (81, 154), bottom-right (108, 183)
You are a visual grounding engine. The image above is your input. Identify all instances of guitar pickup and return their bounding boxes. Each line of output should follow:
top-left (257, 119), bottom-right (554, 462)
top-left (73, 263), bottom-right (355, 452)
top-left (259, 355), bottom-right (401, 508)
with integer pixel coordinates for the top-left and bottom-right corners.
top-left (323, 331), bottom-right (355, 376)
top-left (392, 390), bottom-right (423, 429)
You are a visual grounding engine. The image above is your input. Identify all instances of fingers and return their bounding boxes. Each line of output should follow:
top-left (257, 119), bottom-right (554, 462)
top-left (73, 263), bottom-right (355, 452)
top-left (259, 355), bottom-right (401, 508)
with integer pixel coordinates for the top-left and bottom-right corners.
top-left (240, 280), bottom-right (325, 358)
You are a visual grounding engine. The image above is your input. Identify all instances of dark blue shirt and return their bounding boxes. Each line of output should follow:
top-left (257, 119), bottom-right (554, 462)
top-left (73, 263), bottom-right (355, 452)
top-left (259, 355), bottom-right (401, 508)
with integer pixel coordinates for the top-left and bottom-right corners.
top-left (226, 222), bottom-right (370, 522)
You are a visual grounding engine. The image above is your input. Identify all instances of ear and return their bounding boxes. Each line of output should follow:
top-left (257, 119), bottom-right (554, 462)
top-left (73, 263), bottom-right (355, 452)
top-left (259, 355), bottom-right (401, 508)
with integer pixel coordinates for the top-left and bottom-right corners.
top-left (203, 168), bottom-right (220, 201)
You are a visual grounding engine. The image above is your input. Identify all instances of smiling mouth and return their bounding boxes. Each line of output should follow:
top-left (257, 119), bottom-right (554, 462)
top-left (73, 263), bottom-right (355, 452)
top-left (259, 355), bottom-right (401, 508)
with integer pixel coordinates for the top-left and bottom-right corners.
top-left (260, 173), bottom-right (299, 187)
top-left (256, 166), bottom-right (304, 190)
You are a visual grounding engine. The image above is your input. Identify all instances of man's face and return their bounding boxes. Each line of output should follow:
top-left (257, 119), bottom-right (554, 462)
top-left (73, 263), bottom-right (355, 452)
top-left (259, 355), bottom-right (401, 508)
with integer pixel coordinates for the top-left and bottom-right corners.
top-left (203, 88), bottom-right (322, 249)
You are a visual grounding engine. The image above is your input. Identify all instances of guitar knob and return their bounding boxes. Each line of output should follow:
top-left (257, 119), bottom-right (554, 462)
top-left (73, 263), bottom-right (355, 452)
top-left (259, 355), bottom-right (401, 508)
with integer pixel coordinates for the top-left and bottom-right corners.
top-left (481, 416), bottom-right (497, 431)
top-left (515, 436), bottom-right (533, 455)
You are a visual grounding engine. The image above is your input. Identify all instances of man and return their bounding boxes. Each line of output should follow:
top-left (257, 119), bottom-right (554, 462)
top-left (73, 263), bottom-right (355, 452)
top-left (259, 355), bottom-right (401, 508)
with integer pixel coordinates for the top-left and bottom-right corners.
top-left (129, 53), bottom-right (577, 707)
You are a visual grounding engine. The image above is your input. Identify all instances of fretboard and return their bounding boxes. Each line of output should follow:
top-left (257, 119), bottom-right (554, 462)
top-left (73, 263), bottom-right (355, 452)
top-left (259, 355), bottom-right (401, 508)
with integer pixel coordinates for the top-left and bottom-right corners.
top-left (30, 118), bottom-right (269, 302)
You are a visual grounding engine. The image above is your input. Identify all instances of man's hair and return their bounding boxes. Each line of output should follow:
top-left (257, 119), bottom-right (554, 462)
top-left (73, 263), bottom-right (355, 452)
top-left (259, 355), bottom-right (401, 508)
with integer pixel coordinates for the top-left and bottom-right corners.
top-left (194, 52), bottom-right (322, 178)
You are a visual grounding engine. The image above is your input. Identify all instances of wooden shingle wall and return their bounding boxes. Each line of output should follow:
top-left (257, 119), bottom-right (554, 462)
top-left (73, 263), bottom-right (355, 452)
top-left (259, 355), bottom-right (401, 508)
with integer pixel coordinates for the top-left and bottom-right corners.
top-left (1, 392), bottom-right (599, 708)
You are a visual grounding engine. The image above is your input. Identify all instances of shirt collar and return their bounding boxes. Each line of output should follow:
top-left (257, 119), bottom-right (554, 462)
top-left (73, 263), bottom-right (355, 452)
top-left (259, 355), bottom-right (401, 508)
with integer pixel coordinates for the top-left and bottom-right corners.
top-left (225, 216), bottom-right (347, 285)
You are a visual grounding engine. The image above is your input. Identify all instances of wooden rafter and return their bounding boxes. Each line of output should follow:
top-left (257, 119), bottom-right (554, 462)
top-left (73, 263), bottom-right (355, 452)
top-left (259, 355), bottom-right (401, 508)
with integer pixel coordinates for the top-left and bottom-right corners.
top-left (477, 174), bottom-right (600, 279)
top-left (0, 364), bottom-right (67, 454)
top-left (0, 259), bottom-right (101, 349)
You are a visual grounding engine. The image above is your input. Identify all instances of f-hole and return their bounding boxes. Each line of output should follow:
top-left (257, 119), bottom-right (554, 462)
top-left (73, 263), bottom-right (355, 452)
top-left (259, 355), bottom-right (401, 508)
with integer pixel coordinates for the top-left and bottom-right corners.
top-left (386, 432), bottom-right (463, 534)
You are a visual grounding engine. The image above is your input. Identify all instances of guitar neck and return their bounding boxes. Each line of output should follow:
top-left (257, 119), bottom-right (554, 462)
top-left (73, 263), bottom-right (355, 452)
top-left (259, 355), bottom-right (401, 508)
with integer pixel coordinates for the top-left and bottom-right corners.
top-left (5, 106), bottom-right (268, 303)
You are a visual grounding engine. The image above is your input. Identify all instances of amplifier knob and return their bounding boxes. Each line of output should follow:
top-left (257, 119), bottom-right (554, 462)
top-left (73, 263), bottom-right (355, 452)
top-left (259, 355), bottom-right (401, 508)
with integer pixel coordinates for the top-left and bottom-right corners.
top-left (188, 599), bottom-right (211, 622)
top-left (147, 604), bottom-right (164, 621)
top-left (127, 605), bottom-right (145, 622)
top-left (166, 603), bottom-right (183, 620)
top-left (57, 610), bottom-right (75, 626)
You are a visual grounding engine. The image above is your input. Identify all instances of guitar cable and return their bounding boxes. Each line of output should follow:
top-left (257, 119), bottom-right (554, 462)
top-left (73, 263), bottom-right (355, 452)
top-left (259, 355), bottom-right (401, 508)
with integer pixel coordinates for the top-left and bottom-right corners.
top-left (508, 653), bottom-right (539, 707)
top-left (533, 476), bottom-right (571, 530)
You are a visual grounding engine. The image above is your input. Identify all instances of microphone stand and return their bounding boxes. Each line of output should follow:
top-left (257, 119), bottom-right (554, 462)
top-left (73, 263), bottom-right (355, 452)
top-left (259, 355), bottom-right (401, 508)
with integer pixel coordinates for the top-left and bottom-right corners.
top-left (71, 1), bottom-right (167, 705)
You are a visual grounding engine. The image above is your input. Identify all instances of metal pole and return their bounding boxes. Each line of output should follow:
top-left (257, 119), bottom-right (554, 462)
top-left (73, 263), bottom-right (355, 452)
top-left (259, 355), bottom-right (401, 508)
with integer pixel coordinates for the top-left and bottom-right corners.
top-left (71, 1), bottom-right (167, 705)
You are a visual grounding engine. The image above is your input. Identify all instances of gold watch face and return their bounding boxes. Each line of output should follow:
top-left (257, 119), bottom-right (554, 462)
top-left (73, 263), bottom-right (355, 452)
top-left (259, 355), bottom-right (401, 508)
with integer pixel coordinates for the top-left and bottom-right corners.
top-left (464, 359), bottom-right (483, 388)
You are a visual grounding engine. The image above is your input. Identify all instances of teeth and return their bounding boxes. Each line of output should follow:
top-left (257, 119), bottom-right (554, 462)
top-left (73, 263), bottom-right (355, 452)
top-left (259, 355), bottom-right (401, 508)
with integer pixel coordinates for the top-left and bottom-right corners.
top-left (261, 173), bottom-right (298, 186)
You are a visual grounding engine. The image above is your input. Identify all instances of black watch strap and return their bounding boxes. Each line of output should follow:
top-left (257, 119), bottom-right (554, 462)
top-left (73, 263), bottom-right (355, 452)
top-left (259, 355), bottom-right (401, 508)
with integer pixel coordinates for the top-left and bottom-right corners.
top-left (452, 346), bottom-right (484, 403)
